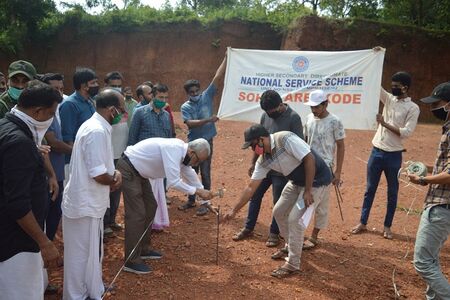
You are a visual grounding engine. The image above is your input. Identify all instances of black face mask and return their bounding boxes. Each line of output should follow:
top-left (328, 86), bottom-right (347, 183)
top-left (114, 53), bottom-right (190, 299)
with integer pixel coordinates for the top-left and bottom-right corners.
top-left (432, 107), bottom-right (449, 121)
top-left (88, 86), bottom-right (99, 97)
top-left (267, 110), bottom-right (282, 119)
top-left (391, 87), bottom-right (403, 96)
top-left (182, 154), bottom-right (191, 166)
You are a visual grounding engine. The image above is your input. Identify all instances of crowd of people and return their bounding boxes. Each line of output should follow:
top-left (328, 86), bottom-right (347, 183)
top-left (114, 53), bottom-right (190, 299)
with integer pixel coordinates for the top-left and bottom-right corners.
top-left (0, 51), bottom-right (449, 300)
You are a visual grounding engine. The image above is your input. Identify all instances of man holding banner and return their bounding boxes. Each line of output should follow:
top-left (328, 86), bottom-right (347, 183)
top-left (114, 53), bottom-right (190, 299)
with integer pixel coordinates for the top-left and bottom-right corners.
top-left (351, 70), bottom-right (420, 239)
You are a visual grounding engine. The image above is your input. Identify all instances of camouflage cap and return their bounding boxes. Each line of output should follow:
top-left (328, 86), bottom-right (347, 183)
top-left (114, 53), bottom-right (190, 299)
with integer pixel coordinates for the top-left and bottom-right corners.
top-left (8, 60), bottom-right (37, 80)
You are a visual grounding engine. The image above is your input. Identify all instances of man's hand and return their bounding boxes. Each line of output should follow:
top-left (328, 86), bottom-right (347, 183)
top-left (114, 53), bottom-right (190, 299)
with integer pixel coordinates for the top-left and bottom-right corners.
top-left (376, 114), bottom-right (385, 126)
top-left (247, 164), bottom-right (255, 177)
top-left (332, 173), bottom-right (342, 186)
top-left (111, 170), bottom-right (122, 192)
top-left (48, 176), bottom-right (59, 201)
top-left (373, 46), bottom-right (383, 52)
top-left (408, 174), bottom-right (422, 185)
top-left (303, 190), bottom-right (314, 207)
top-left (196, 189), bottom-right (213, 200)
top-left (209, 115), bottom-right (219, 123)
top-left (220, 210), bottom-right (236, 224)
top-left (38, 145), bottom-right (51, 156)
top-left (40, 241), bottom-right (62, 268)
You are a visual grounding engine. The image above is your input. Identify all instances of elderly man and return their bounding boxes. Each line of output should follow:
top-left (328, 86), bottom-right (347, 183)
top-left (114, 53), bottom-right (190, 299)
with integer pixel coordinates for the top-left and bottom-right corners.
top-left (117, 138), bottom-right (214, 274)
top-left (408, 82), bottom-right (450, 299)
top-left (62, 89), bottom-right (125, 300)
top-left (222, 124), bottom-right (332, 278)
top-left (0, 81), bottom-right (62, 299)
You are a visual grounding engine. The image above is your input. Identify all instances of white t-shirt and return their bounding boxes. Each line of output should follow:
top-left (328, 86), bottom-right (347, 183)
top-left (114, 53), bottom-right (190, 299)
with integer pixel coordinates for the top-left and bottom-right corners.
top-left (303, 113), bottom-right (345, 167)
top-left (62, 113), bottom-right (115, 219)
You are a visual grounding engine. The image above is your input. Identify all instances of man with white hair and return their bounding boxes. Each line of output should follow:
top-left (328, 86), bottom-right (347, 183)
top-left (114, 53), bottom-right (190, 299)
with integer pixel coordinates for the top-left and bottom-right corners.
top-left (117, 137), bottom-right (214, 274)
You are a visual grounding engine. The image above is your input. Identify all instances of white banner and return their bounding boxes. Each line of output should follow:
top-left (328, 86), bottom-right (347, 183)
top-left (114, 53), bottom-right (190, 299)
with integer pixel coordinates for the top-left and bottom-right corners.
top-left (218, 47), bottom-right (386, 130)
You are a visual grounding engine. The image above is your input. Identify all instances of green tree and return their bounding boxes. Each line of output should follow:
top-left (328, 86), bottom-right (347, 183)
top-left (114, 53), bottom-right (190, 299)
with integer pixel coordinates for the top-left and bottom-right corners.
top-left (320, 0), bottom-right (379, 18)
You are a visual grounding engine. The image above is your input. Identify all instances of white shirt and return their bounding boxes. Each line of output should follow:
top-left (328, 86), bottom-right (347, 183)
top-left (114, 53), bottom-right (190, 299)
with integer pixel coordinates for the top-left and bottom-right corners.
top-left (372, 88), bottom-right (420, 152)
top-left (124, 138), bottom-right (203, 195)
top-left (304, 113), bottom-right (345, 167)
top-left (62, 112), bottom-right (115, 219)
top-left (111, 121), bottom-right (128, 159)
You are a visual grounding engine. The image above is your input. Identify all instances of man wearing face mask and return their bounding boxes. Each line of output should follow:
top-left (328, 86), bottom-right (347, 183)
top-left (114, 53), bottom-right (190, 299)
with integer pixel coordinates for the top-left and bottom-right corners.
top-left (179, 55), bottom-right (227, 216)
top-left (351, 69), bottom-right (420, 239)
top-left (222, 124), bottom-right (332, 278)
top-left (0, 81), bottom-right (63, 299)
top-left (407, 82), bottom-right (450, 299)
top-left (62, 89), bottom-right (124, 300)
top-left (117, 138), bottom-right (214, 274)
top-left (0, 60), bottom-right (37, 118)
top-left (0, 72), bottom-right (7, 94)
top-left (122, 86), bottom-right (138, 127)
top-left (233, 90), bottom-right (303, 247)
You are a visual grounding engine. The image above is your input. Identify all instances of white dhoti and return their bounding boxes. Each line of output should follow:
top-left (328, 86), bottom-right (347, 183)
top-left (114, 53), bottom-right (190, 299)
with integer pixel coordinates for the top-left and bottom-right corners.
top-left (150, 178), bottom-right (169, 230)
top-left (62, 215), bottom-right (104, 300)
top-left (0, 252), bottom-right (45, 300)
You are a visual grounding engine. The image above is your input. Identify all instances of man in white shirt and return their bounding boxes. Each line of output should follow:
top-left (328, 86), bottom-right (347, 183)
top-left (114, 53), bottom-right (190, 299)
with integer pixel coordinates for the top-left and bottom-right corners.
top-left (117, 138), bottom-right (214, 274)
top-left (62, 89), bottom-right (125, 300)
top-left (222, 125), bottom-right (332, 278)
top-left (303, 89), bottom-right (345, 249)
top-left (351, 70), bottom-right (420, 239)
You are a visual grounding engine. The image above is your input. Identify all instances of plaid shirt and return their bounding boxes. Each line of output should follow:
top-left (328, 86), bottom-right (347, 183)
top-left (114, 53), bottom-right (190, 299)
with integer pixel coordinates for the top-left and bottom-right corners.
top-left (127, 105), bottom-right (172, 146)
top-left (425, 120), bottom-right (450, 207)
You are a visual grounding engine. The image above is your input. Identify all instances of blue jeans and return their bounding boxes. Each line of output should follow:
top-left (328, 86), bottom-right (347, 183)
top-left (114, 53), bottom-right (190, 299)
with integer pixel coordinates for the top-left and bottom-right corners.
top-left (414, 205), bottom-right (450, 300)
top-left (245, 175), bottom-right (287, 235)
top-left (360, 147), bottom-right (402, 228)
top-left (188, 139), bottom-right (213, 203)
top-left (46, 181), bottom-right (64, 240)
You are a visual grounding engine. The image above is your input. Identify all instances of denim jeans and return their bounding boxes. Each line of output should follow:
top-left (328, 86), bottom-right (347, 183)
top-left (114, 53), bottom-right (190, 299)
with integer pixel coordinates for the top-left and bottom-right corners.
top-left (414, 205), bottom-right (450, 300)
top-left (45, 181), bottom-right (64, 240)
top-left (244, 175), bottom-right (287, 235)
top-left (188, 139), bottom-right (213, 203)
top-left (360, 147), bottom-right (402, 228)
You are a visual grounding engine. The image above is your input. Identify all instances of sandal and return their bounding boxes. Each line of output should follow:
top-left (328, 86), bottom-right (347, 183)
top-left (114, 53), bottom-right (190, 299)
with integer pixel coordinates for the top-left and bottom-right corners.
top-left (265, 233), bottom-right (281, 247)
top-left (302, 237), bottom-right (318, 250)
top-left (232, 228), bottom-right (253, 241)
top-left (178, 202), bottom-right (196, 211)
top-left (271, 246), bottom-right (288, 260)
top-left (351, 223), bottom-right (367, 234)
top-left (271, 266), bottom-right (300, 279)
top-left (196, 205), bottom-right (209, 216)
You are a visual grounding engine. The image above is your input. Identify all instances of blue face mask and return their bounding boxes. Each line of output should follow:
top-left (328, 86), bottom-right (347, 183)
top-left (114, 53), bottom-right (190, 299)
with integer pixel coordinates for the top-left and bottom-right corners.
top-left (190, 95), bottom-right (201, 102)
top-left (8, 87), bottom-right (23, 102)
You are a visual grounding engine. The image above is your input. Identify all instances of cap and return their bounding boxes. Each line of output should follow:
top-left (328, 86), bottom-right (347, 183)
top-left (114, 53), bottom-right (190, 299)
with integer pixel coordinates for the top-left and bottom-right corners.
top-left (420, 82), bottom-right (450, 104)
top-left (242, 124), bottom-right (269, 149)
top-left (8, 60), bottom-right (37, 80)
top-left (304, 89), bottom-right (327, 106)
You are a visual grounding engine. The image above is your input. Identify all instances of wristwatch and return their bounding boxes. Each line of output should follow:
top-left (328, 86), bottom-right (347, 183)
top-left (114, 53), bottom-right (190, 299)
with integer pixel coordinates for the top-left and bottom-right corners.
top-left (418, 176), bottom-right (427, 186)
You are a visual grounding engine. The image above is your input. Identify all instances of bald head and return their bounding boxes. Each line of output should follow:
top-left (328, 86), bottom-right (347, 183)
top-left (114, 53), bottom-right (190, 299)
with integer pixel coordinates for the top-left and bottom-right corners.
top-left (95, 88), bottom-right (124, 108)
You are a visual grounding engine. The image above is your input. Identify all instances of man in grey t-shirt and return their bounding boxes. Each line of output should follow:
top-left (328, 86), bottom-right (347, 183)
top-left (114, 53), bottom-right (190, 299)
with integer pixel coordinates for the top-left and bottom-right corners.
top-left (232, 90), bottom-right (303, 247)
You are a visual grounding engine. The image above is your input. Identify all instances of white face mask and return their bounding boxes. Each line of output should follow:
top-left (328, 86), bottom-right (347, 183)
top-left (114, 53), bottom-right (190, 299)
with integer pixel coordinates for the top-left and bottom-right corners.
top-left (11, 106), bottom-right (54, 146)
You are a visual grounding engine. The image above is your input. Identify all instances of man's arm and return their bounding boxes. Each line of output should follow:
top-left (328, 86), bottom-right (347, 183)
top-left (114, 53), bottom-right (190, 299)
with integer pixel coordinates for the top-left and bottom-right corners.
top-left (211, 55), bottom-right (227, 88)
top-left (290, 113), bottom-right (304, 139)
top-left (59, 102), bottom-right (77, 144)
top-left (221, 178), bottom-right (262, 223)
top-left (184, 116), bottom-right (218, 129)
top-left (45, 131), bottom-right (73, 154)
top-left (409, 171), bottom-right (450, 186)
top-left (377, 105), bottom-right (420, 138)
top-left (43, 153), bottom-right (59, 201)
top-left (302, 153), bottom-right (316, 207)
top-left (333, 139), bottom-right (345, 185)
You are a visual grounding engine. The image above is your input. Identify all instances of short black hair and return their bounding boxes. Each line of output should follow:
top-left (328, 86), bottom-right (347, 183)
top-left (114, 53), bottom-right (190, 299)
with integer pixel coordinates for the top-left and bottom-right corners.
top-left (73, 67), bottom-right (97, 90)
top-left (136, 84), bottom-right (152, 98)
top-left (392, 71), bottom-right (412, 88)
top-left (18, 80), bottom-right (63, 108)
top-left (184, 79), bottom-right (200, 93)
top-left (95, 89), bottom-right (121, 108)
top-left (153, 83), bottom-right (169, 95)
top-left (122, 86), bottom-right (132, 93)
top-left (260, 90), bottom-right (282, 111)
top-left (104, 71), bottom-right (123, 84)
top-left (41, 73), bottom-right (64, 84)
top-left (142, 81), bottom-right (153, 89)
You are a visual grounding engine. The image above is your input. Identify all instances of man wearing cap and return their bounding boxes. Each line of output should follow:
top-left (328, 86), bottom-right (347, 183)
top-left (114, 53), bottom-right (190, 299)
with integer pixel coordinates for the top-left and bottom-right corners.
top-left (408, 82), bottom-right (450, 299)
top-left (351, 70), bottom-right (420, 239)
top-left (0, 60), bottom-right (37, 118)
top-left (303, 89), bottom-right (345, 249)
top-left (232, 90), bottom-right (303, 247)
top-left (222, 124), bottom-right (332, 278)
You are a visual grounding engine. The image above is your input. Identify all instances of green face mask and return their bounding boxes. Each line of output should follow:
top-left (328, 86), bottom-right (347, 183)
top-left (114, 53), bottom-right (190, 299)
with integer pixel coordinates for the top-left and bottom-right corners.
top-left (111, 108), bottom-right (123, 125)
top-left (153, 99), bottom-right (166, 109)
top-left (8, 87), bottom-right (23, 102)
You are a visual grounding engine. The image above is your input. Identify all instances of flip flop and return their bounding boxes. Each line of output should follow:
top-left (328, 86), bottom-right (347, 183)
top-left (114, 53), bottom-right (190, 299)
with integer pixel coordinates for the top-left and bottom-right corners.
top-left (270, 266), bottom-right (300, 279)
top-left (271, 247), bottom-right (288, 260)
top-left (351, 224), bottom-right (367, 234)
top-left (232, 228), bottom-right (253, 241)
top-left (302, 237), bottom-right (318, 250)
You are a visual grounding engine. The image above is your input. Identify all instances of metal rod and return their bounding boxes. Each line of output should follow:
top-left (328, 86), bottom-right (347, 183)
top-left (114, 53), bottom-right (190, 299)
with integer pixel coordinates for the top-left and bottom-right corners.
top-left (216, 205), bottom-right (220, 265)
top-left (334, 185), bottom-right (344, 222)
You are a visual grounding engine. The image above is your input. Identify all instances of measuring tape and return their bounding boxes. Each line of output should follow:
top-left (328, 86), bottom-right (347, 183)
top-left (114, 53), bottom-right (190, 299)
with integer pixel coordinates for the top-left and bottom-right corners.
top-left (398, 161), bottom-right (427, 178)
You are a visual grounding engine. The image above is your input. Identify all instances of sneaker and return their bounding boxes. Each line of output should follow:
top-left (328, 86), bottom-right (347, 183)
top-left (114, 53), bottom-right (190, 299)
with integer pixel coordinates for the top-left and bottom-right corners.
top-left (123, 262), bottom-right (152, 274)
top-left (141, 249), bottom-right (163, 260)
top-left (196, 205), bottom-right (209, 216)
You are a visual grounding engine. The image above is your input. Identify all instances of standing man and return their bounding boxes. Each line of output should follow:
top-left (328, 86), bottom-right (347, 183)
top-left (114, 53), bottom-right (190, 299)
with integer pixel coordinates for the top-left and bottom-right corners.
top-left (118, 138), bottom-right (214, 274)
top-left (133, 83), bottom-right (153, 112)
top-left (0, 81), bottom-right (62, 299)
top-left (0, 60), bottom-right (37, 118)
top-left (62, 89), bottom-right (124, 300)
top-left (222, 124), bottom-right (332, 278)
top-left (178, 55), bottom-right (226, 216)
top-left (104, 71), bottom-right (127, 236)
top-left (0, 71), bottom-right (7, 94)
top-left (233, 90), bottom-right (303, 247)
top-left (303, 89), bottom-right (345, 249)
top-left (122, 86), bottom-right (138, 127)
top-left (351, 70), bottom-right (420, 239)
top-left (408, 82), bottom-right (450, 299)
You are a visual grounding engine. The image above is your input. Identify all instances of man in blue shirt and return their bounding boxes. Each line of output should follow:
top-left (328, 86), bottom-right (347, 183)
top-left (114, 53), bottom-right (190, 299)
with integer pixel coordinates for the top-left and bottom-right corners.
top-left (59, 68), bottom-right (99, 164)
top-left (178, 55), bottom-right (226, 216)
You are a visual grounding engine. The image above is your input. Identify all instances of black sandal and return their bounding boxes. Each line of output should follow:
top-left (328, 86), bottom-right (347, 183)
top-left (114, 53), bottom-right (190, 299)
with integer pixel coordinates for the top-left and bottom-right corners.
top-left (178, 202), bottom-right (196, 211)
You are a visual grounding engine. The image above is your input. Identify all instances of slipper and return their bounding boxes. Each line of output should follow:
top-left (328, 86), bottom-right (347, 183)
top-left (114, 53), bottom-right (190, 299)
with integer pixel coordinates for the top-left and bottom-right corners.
top-left (270, 266), bottom-right (300, 279)
top-left (351, 224), bottom-right (367, 234)
top-left (302, 237), bottom-right (318, 250)
top-left (265, 233), bottom-right (280, 247)
top-left (271, 247), bottom-right (288, 260)
top-left (232, 228), bottom-right (253, 241)
top-left (178, 202), bottom-right (196, 211)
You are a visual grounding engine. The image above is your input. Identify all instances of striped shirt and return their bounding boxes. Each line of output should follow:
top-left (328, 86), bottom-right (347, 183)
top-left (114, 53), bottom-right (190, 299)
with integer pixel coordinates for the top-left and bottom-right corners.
top-left (425, 121), bottom-right (450, 207)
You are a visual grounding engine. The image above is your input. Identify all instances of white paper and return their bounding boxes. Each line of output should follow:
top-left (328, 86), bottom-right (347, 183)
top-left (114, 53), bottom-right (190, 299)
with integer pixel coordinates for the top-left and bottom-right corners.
top-left (299, 206), bottom-right (315, 228)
